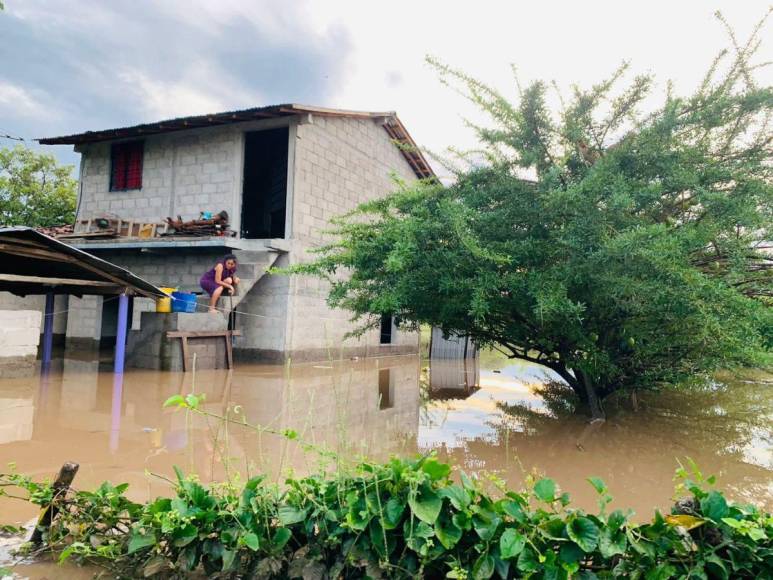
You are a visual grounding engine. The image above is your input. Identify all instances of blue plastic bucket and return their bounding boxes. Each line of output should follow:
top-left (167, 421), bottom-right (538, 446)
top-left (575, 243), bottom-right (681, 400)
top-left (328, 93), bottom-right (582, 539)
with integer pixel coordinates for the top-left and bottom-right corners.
top-left (171, 292), bottom-right (198, 313)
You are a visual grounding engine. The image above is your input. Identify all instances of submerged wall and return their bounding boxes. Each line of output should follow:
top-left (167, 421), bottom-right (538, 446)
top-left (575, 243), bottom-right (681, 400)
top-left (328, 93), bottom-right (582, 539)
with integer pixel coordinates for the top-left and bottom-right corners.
top-left (0, 310), bottom-right (42, 376)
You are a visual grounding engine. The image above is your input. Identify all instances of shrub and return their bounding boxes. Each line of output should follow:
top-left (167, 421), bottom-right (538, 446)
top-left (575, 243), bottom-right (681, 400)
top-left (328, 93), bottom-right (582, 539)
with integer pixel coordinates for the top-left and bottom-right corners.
top-left (1, 457), bottom-right (771, 578)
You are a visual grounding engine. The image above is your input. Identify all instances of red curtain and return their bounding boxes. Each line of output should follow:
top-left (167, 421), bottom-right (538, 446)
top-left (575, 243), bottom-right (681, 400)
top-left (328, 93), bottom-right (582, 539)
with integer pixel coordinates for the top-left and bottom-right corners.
top-left (111, 142), bottom-right (143, 190)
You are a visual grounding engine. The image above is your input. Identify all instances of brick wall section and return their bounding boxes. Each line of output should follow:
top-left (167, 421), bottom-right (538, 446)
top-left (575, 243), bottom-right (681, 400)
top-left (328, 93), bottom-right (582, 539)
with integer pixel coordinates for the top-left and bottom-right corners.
top-left (0, 293), bottom-right (68, 336)
top-left (0, 310), bottom-right (42, 358)
top-left (77, 128), bottom-right (242, 224)
top-left (285, 116), bottom-right (420, 358)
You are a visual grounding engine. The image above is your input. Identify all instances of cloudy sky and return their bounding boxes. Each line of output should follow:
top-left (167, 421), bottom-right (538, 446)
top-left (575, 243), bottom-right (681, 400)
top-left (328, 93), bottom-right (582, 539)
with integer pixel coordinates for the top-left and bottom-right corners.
top-left (1, 1), bottom-right (770, 174)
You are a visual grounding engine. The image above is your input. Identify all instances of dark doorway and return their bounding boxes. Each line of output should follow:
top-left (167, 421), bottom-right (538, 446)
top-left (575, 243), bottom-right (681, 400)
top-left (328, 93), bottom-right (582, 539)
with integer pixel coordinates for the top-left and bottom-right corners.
top-left (241, 128), bottom-right (289, 239)
top-left (380, 314), bottom-right (393, 344)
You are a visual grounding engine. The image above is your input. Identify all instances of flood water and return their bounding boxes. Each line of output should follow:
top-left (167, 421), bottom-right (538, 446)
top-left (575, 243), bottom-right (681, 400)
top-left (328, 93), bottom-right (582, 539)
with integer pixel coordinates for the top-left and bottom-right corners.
top-left (0, 352), bottom-right (771, 575)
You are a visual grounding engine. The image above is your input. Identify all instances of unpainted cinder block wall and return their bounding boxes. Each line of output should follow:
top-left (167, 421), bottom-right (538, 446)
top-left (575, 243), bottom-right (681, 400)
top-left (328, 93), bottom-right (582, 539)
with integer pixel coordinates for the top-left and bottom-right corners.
top-left (76, 128), bottom-right (243, 224)
top-left (281, 115), bottom-right (421, 361)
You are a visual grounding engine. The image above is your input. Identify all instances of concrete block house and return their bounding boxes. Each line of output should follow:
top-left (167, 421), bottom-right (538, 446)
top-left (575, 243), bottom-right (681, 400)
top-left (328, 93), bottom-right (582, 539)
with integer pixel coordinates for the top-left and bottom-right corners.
top-left (31, 104), bottom-right (434, 363)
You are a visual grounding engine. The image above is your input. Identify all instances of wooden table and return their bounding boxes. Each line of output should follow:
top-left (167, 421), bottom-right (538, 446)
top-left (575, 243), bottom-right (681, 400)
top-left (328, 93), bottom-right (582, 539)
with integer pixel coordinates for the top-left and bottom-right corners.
top-left (166, 330), bottom-right (242, 371)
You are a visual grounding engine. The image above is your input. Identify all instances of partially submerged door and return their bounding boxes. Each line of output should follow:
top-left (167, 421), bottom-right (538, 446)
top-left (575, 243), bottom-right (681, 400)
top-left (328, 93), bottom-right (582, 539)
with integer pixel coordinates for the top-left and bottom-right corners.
top-left (240, 127), bottom-right (289, 239)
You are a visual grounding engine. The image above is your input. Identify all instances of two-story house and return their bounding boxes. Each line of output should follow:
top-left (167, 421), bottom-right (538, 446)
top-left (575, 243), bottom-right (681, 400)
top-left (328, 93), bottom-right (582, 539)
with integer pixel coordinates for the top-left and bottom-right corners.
top-left (35, 104), bottom-right (434, 362)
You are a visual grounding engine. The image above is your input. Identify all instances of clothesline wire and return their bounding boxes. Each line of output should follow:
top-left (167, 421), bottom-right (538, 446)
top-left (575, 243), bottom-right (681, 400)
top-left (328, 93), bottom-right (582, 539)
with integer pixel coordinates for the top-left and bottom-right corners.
top-left (40, 292), bottom-right (269, 319)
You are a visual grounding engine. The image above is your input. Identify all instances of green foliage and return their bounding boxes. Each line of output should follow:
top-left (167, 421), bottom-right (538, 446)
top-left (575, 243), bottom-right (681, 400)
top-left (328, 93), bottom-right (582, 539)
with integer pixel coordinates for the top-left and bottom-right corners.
top-left (0, 145), bottom-right (77, 227)
top-left (2, 459), bottom-right (771, 578)
top-left (284, 13), bottom-right (773, 417)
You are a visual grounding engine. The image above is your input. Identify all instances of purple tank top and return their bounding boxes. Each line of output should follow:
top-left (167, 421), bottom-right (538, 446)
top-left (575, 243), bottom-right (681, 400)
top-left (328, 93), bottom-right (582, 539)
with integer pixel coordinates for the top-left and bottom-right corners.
top-left (201, 261), bottom-right (236, 284)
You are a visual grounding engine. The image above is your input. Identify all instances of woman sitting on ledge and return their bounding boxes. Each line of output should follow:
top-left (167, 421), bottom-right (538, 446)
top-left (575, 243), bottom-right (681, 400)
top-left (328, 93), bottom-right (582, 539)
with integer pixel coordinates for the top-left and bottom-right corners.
top-left (200, 254), bottom-right (240, 313)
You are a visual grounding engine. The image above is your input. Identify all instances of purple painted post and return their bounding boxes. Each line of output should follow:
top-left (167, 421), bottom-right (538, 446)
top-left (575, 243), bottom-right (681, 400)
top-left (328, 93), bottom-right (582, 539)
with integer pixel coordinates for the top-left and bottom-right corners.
top-left (114, 293), bottom-right (129, 373)
top-left (109, 371), bottom-right (124, 453)
top-left (41, 291), bottom-right (55, 367)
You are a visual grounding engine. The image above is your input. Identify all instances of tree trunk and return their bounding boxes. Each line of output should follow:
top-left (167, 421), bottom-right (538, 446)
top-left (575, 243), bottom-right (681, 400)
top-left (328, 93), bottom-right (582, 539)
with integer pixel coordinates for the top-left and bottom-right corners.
top-left (543, 362), bottom-right (606, 421)
top-left (577, 370), bottom-right (605, 422)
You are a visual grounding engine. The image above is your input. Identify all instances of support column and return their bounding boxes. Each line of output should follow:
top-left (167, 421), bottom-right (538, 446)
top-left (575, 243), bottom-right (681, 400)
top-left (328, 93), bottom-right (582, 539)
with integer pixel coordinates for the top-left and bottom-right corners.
top-left (114, 293), bottom-right (129, 373)
top-left (41, 291), bottom-right (55, 367)
top-left (109, 372), bottom-right (124, 453)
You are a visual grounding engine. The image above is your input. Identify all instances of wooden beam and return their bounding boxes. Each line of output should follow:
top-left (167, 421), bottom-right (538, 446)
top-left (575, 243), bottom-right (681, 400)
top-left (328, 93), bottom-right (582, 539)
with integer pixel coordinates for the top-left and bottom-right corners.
top-left (0, 244), bottom-right (152, 297)
top-left (0, 273), bottom-right (118, 287)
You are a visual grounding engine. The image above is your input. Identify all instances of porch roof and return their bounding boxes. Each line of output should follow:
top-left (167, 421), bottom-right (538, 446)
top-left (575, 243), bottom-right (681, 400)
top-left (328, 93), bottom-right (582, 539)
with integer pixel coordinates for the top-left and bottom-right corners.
top-left (0, 227), bottom-right (166, 298)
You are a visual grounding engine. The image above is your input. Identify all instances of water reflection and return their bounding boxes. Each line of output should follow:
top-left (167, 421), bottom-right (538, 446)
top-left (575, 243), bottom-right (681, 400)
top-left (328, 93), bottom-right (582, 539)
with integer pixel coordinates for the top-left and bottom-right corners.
top-left (0, 353), bottom-right (770, 527)
top-left (420, 361), bottom-right (772, 515)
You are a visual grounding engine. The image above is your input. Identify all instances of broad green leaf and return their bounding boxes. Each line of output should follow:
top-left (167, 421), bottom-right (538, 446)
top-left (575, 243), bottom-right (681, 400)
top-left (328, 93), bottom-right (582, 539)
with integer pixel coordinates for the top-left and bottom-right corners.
top-left (382, 497), bottom-right (405, 529)
top-left (172, 523), bottom-right (198, 547)
top-left (472, 553), bottom-right (495, 580)
top-left (607, 509), bottom-right (627, 531)
top-left (704, 554), bottom-right (728, 580)
top-left (163, 394), bottom-right (185, 408)
top-left (435, 515), bottom-right (462, 549)
top-left (599, 527), bottom-right (627, 558)
top-left (517, 546), bottom-right (540, 573)
top-left (534, 478), bottom-right (556, 502)
top-left (439, 484), bottom-right (471, 510)
top-left (700, 491), bottom-right (729, 522)
top-left (500, 499), bottom-right (526, 523)
top-left (559, 542), bottom-right (584, 565)
top-left (587, 477), bottom-right (607, 495)
top-left (272, 527), bottom-right (291, 550)
top-left (499, 528), bottom-right (526, 559)
top-left (721, 517), bottom-right (741, 529)
top-left (409, 485), bottom-right (442, 524)
top-left (645, 564), bottom-right (677, 580)
top-left (567, 516), bottom-right (600, 552)
top-left (127, 531), bottom-right (155, 554)
top-left (242, 532), bottom-right (259, 551)
top-left (369, 519), bottom-right (394, 557)
top-left (421, 457), bottom-right (451, 481)
top-left (473, 513), bottom-right (501, 541)
top-left (278, 506), bottom-right (308, 526)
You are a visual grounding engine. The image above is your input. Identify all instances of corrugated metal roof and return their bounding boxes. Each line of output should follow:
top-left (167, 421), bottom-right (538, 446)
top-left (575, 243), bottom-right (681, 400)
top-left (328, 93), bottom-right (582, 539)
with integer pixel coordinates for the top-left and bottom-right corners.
top-left (38, 103), bottom-right (435, 180)
top-left (0, 227), bottom-right (166, 297)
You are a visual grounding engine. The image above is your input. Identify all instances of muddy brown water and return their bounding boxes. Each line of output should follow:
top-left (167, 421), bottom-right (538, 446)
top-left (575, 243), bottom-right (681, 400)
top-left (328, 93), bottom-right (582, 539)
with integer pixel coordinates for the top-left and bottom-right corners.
top-left (0, 353), bottom-right (770, 577)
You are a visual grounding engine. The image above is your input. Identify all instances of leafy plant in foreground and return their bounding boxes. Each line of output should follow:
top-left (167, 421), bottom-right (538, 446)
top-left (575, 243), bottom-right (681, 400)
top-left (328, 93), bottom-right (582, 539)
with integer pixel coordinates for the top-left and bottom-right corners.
top-left (1, 456), bottom-right (771, 578)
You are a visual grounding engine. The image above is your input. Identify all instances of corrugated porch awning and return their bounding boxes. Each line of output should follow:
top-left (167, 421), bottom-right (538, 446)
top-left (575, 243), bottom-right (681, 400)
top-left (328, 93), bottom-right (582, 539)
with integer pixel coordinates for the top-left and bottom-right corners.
top-left (0, 227), bottom-right (165, 298)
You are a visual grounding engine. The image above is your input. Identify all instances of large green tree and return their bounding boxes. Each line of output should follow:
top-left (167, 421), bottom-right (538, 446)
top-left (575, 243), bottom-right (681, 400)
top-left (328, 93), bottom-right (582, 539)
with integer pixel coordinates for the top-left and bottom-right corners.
top-left (291, 14), bottom-right (772, 419)
top-left (0, 145), bottom-right (77, 227)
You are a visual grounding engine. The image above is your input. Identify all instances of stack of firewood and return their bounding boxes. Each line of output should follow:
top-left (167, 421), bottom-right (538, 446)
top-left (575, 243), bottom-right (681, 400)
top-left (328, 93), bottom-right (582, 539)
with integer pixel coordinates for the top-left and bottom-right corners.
top-left (36, 224), bottom-right (75, 237)
top-left (164, 211), bottom-right (235, 237)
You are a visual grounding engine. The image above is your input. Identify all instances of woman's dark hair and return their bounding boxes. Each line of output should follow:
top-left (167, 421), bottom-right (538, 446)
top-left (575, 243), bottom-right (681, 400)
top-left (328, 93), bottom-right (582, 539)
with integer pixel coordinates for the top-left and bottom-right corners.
top-left (223, 254), bottom-right (237, 263)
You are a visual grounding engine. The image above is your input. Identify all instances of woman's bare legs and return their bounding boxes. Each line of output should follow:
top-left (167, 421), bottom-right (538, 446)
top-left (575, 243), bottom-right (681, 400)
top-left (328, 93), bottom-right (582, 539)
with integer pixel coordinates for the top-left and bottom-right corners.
top-left (209, 286), bottom-right (224, 313)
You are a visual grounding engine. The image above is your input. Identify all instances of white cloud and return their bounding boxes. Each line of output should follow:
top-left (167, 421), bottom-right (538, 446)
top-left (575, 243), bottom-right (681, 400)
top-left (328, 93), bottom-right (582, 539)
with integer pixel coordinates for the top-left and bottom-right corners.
top-left (0, 81), bottom-right (55, 119)
top-left (115, 66), bottom-right (259, 121)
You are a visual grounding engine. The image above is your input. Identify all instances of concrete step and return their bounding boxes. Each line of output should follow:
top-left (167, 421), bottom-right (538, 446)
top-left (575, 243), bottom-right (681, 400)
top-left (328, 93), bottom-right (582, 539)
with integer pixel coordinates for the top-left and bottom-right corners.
top-left (225, 250), bottom-right (281, 310)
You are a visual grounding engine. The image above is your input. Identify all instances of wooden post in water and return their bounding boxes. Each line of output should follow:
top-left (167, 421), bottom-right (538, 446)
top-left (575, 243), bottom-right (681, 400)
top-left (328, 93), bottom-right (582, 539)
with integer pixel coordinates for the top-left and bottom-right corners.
top-left (30, 461), bottom-right (79, 545)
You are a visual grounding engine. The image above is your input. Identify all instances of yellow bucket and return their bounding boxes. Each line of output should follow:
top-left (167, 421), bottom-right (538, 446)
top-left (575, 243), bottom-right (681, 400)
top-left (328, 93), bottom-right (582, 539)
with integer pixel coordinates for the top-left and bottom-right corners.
top-left (156, 287), bottom-right (177, 313)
